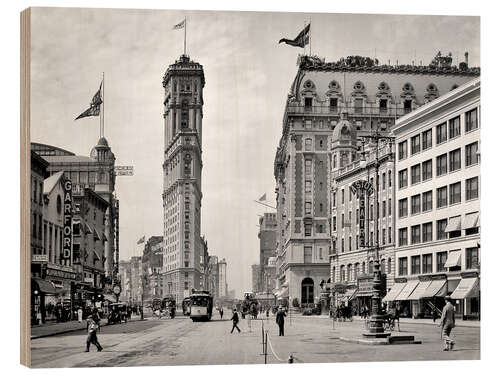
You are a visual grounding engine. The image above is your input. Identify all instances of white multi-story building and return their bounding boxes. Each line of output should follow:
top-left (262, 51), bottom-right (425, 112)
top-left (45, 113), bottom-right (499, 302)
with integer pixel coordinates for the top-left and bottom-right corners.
top-left (388, 78), bottom-right (480, 320)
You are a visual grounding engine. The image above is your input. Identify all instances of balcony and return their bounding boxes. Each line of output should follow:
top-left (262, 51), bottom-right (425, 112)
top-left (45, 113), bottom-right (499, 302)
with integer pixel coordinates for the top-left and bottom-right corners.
top-left (286, 104), bottom-right (410, 118)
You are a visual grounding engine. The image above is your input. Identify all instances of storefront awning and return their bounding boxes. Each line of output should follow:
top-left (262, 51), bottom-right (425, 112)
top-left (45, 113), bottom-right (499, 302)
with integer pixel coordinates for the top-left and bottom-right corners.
top-left (32, 277), bottom-right (57, 295)
top-left (445, 216), bottom-right (462, 232)
top-left (101, 231), bottom-right (108, 241)
top-left (444, 251), bottom-right (461, 268)
top-left (349, 289), bottom-right (359, 301)
top-left (451, 278), bottom-right (479, 299)
top-left (464, 212), bottom-right (479, 229)
top-left (395, 280), bottom-right (419, 301)
top-left (93, 250), bottom-right (101, 261)
top-left (345, 288), bottom-right (357, 299)
top-left (94, 228), bottom-right (101, 241)
top-left (421, 279), bottom-right (447, 298)
top-left (407, 280), bottom-right (432, 300)
top-left (382, 282), bottom-right (406, 302)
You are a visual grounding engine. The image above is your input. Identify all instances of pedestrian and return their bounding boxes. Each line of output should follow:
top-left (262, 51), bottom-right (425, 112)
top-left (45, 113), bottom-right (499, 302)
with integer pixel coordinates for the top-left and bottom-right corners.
top-left (85, 315), bottom-right (103, 352)
top-left (276, 307), bottom-right (287, 336)
top-left (230, 309), bottom-right (241, 333)
top-left (440, 296), bottom-right (456, 351)
top-left (220, 307), bottom-right (224, 320)
top-left (432, 308), bottom-right (439, 323)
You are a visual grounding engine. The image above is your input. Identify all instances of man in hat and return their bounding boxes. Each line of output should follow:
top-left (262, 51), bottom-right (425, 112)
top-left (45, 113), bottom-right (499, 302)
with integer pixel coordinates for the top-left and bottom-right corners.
top-left (440, 296), bottom-right (456, 351)
top-left (276, 307), bottom-right (287, 336)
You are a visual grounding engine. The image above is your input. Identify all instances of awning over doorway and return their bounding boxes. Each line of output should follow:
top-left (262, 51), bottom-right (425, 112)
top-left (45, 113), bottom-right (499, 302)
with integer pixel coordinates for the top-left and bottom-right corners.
top-left (344, 288), bottom-right (357, 300)
top-left (451, 278), bottom-right (480, 299)
top-left (382, 282), bottom-right (406, 302)
top-left (32, 278), bottom-right (57, 295)
top-left (421, 279), bottom-right (447, 298)
top-left (408, 280), bottom-right (432, 300)
top-left (395, 280), bottom-right (419, 301)
top-left (444, 251), bottom-right (461, 268)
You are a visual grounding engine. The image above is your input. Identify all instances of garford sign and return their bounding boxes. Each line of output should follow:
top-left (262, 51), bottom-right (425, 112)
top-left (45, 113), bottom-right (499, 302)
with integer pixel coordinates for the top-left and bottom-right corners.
top-left (62, 179), bottom-right (73, 260)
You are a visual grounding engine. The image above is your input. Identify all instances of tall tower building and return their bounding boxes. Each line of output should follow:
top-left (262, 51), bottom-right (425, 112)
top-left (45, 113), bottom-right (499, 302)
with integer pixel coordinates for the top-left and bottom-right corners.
top-left (162, 55), bottom-right (205, 304)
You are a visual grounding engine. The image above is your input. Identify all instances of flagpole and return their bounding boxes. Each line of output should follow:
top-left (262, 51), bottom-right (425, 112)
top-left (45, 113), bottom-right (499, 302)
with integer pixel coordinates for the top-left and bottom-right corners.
top-left (303, 20), bottom-right (306, 56)
top-left (184, 17), bottom-right (187, 55)
top-left (101, 72), bottom-right (105, 138)
top-left (309, 18), bottom-right (312, 56)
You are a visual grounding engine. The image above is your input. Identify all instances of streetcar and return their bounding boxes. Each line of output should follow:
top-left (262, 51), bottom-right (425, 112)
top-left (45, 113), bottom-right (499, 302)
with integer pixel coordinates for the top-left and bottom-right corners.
top-left (189, 290), bottom-right (213, 322)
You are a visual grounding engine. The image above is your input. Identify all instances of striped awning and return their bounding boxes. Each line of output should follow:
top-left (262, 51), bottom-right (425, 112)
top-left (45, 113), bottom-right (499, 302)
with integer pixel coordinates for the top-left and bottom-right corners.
top-left (395, 280), bottom-right (419, 301)
top-left (421, 279), bottom-right (447, 298)
top-left (445, 216), bottom-right (462, 232)
top-left (407, 280), bottom-right (432, 300)
top-left (464, 212), bottom-right (479, 229)
top-left (382, 282), bottom-right (406, 302)
top-left (451, 278), bottom-right (479, 299)
top-left (444, 251), bottom-right (461, 268)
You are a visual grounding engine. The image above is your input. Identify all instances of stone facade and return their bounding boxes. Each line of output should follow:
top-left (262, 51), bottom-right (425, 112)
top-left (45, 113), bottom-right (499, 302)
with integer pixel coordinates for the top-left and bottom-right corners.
top-left (274, 54), bottom-right (480, 309)
top-left (162, 55), bottom-right (205, 305)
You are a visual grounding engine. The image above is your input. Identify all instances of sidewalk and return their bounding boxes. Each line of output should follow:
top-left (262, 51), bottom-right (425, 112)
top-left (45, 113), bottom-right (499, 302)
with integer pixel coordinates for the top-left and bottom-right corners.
top-left (289, 313), bottom-right (480, 328)
top-left (30, 315), bottom-right (143, 339)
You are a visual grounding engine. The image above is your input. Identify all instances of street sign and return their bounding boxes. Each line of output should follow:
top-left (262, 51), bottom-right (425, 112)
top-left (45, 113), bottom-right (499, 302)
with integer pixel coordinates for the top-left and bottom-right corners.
top-left (114, 166), bottom-right (134, 176)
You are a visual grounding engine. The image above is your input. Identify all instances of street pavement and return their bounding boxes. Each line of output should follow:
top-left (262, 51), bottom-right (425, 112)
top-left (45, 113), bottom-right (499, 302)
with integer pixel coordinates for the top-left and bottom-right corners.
top-left (30, 313), bottom-right (480, 368)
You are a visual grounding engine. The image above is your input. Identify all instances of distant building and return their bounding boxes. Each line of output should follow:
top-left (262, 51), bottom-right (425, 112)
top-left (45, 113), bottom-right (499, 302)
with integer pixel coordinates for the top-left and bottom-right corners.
top-left (119, 260), bottom-right (131, 302)
top-left (218, 258), bottom-right (228, 298)
top-left (251, 264), bottom-right (260, 293)
top-left (200, 236), bottom-right (210, 290)
top-left (207, 256), bottom-right (219, 298)
top-left (142, 236), bottom-right (164, 300)
top-left (130, 256), bottom-right (143, 304)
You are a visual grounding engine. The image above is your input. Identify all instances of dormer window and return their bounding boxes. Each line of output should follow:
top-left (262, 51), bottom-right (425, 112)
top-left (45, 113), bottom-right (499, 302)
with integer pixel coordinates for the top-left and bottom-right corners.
top-left (379, 99), bottom-right (387, 114)
top-left (304, 97), bottom-right (313, 111)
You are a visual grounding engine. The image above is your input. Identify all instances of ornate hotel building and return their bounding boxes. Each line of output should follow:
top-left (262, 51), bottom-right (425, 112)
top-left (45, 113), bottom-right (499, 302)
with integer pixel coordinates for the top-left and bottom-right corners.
top-left (162, 55), bottom-right (205, 304)
top-left (274, 54), bottom-right (479, 308)
top-left (389, 78), bottom-right (480, 320)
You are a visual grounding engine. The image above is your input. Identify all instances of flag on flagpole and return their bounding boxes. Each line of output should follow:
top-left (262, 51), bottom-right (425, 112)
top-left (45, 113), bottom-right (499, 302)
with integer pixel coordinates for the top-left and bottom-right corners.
top-left (259, 193), bottom-right (267, 202)
top-left (137, 235), bottom-right (145, 245)
top-left (173, 19), bottom-right (185, 29)
top-left (279, 24), bottom-right (310, 48)
top-left (75, 82), bottom-right (102, 120)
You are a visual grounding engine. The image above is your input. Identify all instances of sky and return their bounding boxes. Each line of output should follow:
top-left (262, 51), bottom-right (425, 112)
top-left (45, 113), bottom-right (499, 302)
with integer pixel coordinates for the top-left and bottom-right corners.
top-left (30, 8), bottom-right (480, 297)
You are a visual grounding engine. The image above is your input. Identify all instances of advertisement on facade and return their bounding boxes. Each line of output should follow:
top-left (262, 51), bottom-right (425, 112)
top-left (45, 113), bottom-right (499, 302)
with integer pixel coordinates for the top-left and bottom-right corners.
top-left (62, 179), bottom-right (73, 260)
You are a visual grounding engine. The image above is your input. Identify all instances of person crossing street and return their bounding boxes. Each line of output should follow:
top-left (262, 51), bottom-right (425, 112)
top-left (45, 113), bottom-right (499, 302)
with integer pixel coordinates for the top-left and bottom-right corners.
top-left (275, 307), bottom-right (287, 336)
top-left (440, 296), bottom-right (456, 351)
top-left (85, 315), bottom-right (103, 352)
top-left (230, 309), bottom-right (241, 333)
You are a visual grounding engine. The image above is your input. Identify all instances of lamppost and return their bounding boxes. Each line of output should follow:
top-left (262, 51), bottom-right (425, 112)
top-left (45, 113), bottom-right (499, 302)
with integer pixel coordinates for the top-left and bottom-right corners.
top-left (359, 121), bottom-right (395, 338)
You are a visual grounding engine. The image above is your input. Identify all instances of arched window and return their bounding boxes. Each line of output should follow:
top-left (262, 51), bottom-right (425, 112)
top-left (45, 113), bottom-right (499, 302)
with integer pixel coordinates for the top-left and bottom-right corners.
top-left (347, 264), bottom-right (353, 281)
top-left (301, 277), bottom-right (314, 304)
top-left (362, 262), bottom-right (366, 274)
top-left (354, 263), bottom-right (359, 279)
top-left (388, 258), bottom-right (392, 274)
top-left (381, 259), bottom-right (386, 274)
top-left (340, 265), bottom-right (345, 281)
top-left (368, 260), bottom-right (374, 274)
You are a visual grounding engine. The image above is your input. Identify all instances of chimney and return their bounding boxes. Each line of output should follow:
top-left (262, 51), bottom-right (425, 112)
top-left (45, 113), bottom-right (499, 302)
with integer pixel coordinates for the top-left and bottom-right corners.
top-left (465, 51), bottom-right (469, 66)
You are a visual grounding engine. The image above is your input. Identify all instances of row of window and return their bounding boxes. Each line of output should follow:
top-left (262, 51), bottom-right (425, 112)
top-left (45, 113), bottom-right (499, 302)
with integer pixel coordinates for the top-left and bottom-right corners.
top-left (398, 107), bottom-right (478, 160)
top-left (398, 213), bottom-right (479, 246)
top-left (334, 172), bottom-right (392, 208)
top-left (335, 258), bottom-right (393, 282)
top-left (334, 226), bottom-right (393, 253)
top-left (398, 247), bottom-right (479, 276)
top-left (398, 143), bottom-right (478, 190)
top-left (333, 199), bottom-right (393, 231)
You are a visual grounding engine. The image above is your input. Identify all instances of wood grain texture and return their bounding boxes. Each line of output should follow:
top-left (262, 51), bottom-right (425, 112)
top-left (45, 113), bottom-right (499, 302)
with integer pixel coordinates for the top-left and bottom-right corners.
top-left (20, 7), bottom-right (31, 368)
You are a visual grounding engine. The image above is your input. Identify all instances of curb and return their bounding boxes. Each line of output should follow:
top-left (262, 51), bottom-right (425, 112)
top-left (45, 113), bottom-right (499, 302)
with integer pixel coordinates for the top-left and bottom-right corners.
top-left (31, 318), bottom-right (148, 340)
top-left (339, 336), bottom-right (422, 345)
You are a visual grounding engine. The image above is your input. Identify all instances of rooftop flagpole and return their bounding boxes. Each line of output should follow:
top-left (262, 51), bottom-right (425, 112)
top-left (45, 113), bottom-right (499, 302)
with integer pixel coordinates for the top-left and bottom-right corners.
top-left (101, 72), bottom-right (105, 138)
top-left (184, 16), bottom-right (187, 55)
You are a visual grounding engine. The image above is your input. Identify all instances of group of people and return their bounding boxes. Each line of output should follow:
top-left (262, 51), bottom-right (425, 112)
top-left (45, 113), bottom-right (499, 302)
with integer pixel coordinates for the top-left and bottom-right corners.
top-left (229, 306), bottom-right (287, 336)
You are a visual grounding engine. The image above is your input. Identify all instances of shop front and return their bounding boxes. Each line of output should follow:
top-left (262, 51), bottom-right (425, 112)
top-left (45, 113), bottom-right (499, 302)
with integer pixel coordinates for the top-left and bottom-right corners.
top-left (451, 272), bottom-right (480, 320)
top-left (31, 277), bottom-right (57, 325)
top-left (44, 263), bottom-right (78, 322)
top-left (393, 279), bottom-right (418, 318)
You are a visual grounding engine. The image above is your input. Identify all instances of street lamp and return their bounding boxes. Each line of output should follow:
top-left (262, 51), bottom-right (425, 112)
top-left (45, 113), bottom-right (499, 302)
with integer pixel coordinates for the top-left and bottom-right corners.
top-left (359, 122), bottom-right (394, 338)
